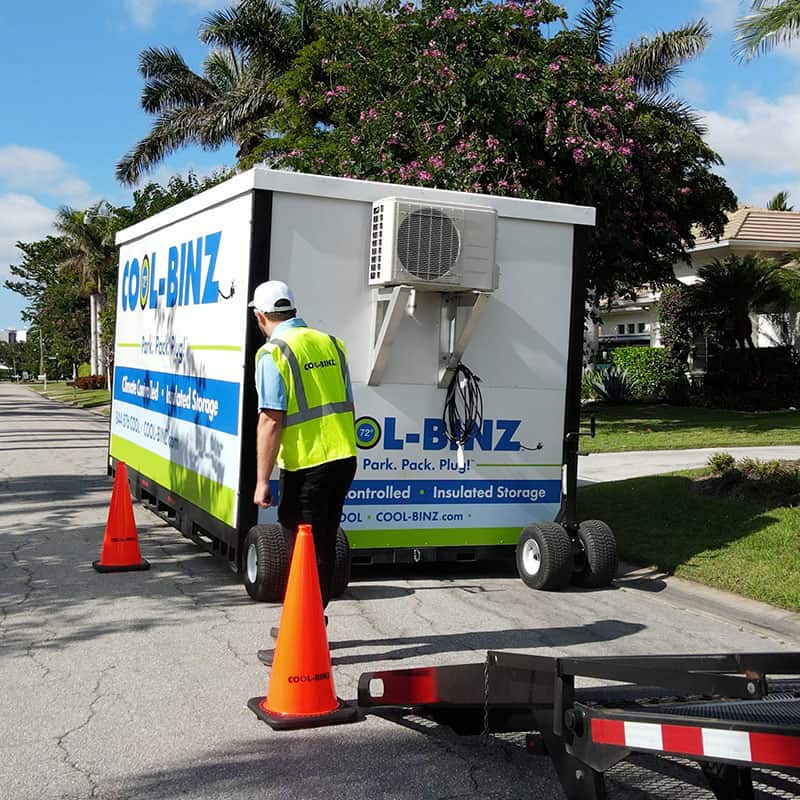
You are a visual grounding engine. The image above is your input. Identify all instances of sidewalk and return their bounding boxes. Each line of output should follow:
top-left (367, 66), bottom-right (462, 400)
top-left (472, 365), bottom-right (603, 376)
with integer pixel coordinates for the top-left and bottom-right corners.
top-left (578, 445), bottom-right (800, 485)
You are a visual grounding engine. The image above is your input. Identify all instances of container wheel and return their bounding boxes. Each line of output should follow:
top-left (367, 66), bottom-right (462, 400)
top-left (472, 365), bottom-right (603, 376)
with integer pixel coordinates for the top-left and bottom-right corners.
top-left (515, 522), bottom-right (572, 591)
top-left (242, 524), bottom-right (290, 602)
top-left (572, 520), bottom-right (618, 588)
top-left (331, 527), bottom-right (351, 598)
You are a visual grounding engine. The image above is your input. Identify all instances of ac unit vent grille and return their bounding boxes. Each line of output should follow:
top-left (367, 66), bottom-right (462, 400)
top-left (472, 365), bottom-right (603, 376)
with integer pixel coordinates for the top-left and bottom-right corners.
top-left (396, 208), bottom-right (461, 281)
top-left (369, 204), bottom-right (384, 282)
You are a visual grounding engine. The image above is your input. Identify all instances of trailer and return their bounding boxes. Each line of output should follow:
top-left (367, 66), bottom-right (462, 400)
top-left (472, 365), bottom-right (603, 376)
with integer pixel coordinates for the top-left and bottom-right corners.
top-left (358, 651), bottom-right (800, 800)
top-left (109, 168), bottom-right (615, 600)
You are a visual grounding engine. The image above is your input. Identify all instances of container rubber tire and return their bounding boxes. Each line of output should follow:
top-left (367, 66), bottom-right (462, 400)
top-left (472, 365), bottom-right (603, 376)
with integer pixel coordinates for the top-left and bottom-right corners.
top-left (243, 524), bottom-right (290, 602)
top-left (330, 528), bottom-right (351, 599)
top-left (515, 522), bottom-right (573, 591)
top-left (572, 520), bottom-right (618, 588)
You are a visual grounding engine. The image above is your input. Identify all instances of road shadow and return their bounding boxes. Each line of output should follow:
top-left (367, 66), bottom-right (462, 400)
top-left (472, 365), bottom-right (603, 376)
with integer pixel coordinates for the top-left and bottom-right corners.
top-left (328, 619), bottom-right (646, 665)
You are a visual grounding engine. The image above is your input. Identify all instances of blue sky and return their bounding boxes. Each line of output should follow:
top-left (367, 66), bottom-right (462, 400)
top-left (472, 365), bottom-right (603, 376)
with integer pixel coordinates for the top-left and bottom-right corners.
top-left (1, 0), bottom-right (799, 329)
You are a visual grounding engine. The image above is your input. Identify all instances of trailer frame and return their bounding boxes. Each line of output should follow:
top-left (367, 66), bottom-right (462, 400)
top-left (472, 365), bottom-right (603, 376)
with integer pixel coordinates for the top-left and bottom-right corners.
top-left (358, 651), bottom-right (800, 800)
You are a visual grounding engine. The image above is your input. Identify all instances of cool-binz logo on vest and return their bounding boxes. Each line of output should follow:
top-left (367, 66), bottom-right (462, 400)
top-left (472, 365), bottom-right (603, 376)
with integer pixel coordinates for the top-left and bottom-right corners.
top-left (303, 359), bottom-right (337, 371)
top-left (120, 231), bottom-right (222, 312)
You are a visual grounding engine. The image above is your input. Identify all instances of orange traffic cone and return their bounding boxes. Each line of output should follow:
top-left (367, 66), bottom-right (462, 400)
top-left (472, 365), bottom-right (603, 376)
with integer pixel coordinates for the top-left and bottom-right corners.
top-left (92, 462), bottom-right (150, 573)
top-left (248, 524), bottom-right (358, 730)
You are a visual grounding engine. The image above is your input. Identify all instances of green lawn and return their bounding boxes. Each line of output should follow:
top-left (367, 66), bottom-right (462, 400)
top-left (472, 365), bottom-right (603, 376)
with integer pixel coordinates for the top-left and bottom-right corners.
top-left (579, 471), bottom-right (800, 610)
top-left (582, 404), bottom-right (800, 453)
top-left (30, 380), bottom-right (111, 412)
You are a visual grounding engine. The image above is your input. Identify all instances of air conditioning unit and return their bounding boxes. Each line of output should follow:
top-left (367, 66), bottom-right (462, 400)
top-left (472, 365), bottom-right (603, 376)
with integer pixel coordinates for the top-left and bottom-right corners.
top-left (369, 198), bottom-right (498, 291)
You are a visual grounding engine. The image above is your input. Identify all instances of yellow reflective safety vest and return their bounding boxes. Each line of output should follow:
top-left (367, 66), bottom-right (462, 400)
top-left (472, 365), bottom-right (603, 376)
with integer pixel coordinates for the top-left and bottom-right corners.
top-left (256, 326), bottom-right (356, 471)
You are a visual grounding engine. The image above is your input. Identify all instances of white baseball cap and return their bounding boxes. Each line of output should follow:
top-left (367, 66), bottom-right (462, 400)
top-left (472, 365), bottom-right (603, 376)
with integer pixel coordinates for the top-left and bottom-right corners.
top-left (248, 280), bottom-right (296, 313)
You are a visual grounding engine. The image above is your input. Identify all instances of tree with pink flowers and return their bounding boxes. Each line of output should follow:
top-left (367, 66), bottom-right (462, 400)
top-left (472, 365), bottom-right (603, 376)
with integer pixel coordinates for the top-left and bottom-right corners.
top-left (247, 0), bottom-right (736, 299)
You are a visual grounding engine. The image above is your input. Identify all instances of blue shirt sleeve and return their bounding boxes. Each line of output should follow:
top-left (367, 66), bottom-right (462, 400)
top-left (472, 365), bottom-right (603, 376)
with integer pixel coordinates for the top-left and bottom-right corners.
top-left (256, 350), bottom-right (287, 410)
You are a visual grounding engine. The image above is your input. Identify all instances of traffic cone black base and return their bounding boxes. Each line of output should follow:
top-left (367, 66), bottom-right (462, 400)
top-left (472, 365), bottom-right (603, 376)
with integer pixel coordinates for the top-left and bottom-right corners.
top-left (92, 558), bottom-right (150, 573)
top-left (257, 648), bottom-right (274, 666)
top-left (247, 696), bottom-right (359, 731)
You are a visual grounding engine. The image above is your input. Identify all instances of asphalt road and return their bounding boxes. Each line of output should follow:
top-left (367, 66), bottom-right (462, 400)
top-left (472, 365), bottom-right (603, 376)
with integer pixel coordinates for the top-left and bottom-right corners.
top-left (2, 382), bottom-right (799, 800)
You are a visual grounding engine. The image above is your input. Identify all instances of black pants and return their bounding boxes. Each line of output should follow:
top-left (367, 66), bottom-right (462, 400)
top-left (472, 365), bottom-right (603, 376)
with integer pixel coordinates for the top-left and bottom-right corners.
top-left (278, 456), bottom-right (357, 608)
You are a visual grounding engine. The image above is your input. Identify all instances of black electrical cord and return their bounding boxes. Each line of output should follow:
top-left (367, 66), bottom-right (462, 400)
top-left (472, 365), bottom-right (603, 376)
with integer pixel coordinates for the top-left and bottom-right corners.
top-left (442, 363), bottom-right (484, 448)
top-left (443, 362), bottom-right (543, 452)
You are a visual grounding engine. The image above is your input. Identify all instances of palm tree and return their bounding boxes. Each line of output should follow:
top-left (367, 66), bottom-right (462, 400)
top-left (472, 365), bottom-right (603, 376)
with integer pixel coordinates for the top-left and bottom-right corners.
top-left (767, 190), bottom-right (794, 211)
top-left (573, 0), bottom-right (711, 130)
top-left (116, 0), bottom-right (336, 185)
top-left (687, 254), bottom-right (799, 357)
top-left (54, 202), bottom-right (122, 377)
top-left (735, 0), bottom-right (800, 60)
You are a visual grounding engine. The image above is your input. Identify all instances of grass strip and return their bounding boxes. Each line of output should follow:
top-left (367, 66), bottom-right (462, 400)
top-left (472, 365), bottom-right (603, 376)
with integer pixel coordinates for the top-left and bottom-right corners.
top-left (29, 380), bottom-right (111, 410)
top-left (579, 470), bottom-right (800, 610)
top-left (582, 404), bottom-right (800, 453)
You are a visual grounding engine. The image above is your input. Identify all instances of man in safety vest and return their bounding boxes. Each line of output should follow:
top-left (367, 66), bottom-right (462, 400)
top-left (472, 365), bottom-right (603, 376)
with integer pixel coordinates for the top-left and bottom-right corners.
top-left (250, 280), bottom-right (357, 608)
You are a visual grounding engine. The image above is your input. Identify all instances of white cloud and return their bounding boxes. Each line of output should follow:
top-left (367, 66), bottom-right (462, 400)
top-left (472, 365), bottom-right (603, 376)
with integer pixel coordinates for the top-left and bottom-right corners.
top-left (701, 93), bottom-right (800, 174)
top-left (125, 0), bottom-right (220, 28)
top-left (701, 0), bottom-right (746, 34)
top-left (700, 92), bottom-right (800, 205)
top-left (0, 146), bottom-right (95, 207)
top-left (0, 194), bottom-right (55, 281)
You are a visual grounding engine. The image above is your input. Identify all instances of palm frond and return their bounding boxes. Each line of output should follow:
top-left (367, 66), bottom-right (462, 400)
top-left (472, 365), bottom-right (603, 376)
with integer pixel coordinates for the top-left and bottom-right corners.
top-left (637, 92), bottom-right (707, 135)
top-left (204, 49), bottom-right (244, 92)
top-left (614, 19), bottom-right (711, 94)
top-left (116, 108), bottom-right (218, 185)
top-left (139, 48), bottom-right (217, 113)
top-left (767, 190), bottom-right (794, 211)
top-left (573, 0), bottom-right (620, 62)
top-left (735, 0), bottom-right (800, 60)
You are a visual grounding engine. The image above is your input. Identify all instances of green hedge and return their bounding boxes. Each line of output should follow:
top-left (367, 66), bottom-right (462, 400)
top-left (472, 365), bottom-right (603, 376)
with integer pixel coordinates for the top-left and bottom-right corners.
top-left (610, 347), bottom-right (687, 402)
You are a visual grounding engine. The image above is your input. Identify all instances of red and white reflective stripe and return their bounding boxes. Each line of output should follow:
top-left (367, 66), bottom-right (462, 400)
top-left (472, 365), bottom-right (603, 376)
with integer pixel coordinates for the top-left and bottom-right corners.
top-left (591, 718), bottom-right (800, 769)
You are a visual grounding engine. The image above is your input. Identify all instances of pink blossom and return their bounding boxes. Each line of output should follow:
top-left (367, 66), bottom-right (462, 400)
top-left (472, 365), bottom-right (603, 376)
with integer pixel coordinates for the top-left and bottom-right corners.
top-left (486, 137), bottom-right (499, 149)
top-left (548, 62), bottom-right (560, 71)
top-left (455, 140), bottom-right (468, 152)
top-left (428, 155), bottom-right (445, 169)
top-left (514, 72), bottom-right (529, 80)
top-left (471, 163), bottom-right (486, 172)
top-left (572, 149), bottom-right (586, 164)
top-left (679, 187), bottom-right (692, 195)
top-left (618, 145), bottom-right (632, 156)
top-left (466, 151), bottom-right (478, 160)
top-left (566, 99), bottom-right (578, 109)
top-left (467, 18), bottom-right (477, 26)
top-left (359, 108), bottom-right (378, 122)
top-left (442, 7), bottom-right (458, 19)
top-left (523, 8), bottom-right (535, 17)
top-left (299, 96), bottom-right (308, 107)
top-left (456, 42), bottom-right (467, 51)
top-left (351, 136), bottom-right (361, 144)
top-left (386, 136), bottom-right (398, 145)
top-left (395, 111), bottom-right (404, 119)
top-left (436, 123), bottom-right (446, 133)
top-left (625, 102), bottom-right (635, 111)
top-left (493, 156), bottom-right (505, 165)
top-left (336, 85), bottom-right (347, 93)
top-left (416, 170), bottom-right (433, 181)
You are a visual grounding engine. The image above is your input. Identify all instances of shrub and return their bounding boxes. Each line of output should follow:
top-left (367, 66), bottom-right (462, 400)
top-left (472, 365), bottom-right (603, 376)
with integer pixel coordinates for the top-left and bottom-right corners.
top-left (75, 374), bottom-right (107, 390)
top-left (585, 367), bottom-right (634, 403)
top-left (77, 362), bottom-right (92, 378)
top-left (707, 452), bottom-right (736, 475)
top-left (610, 347), bottom-right (688, 402)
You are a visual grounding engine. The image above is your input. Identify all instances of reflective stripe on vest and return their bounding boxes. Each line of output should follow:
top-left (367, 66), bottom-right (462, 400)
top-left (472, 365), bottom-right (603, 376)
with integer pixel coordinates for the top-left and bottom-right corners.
top-left (269, 335), bottom-right (354, 427)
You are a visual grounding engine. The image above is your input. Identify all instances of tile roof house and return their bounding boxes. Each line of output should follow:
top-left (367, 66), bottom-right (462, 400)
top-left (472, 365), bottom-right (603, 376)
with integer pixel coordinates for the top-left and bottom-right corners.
top-left (591, 207), bottom-right (800, 367)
